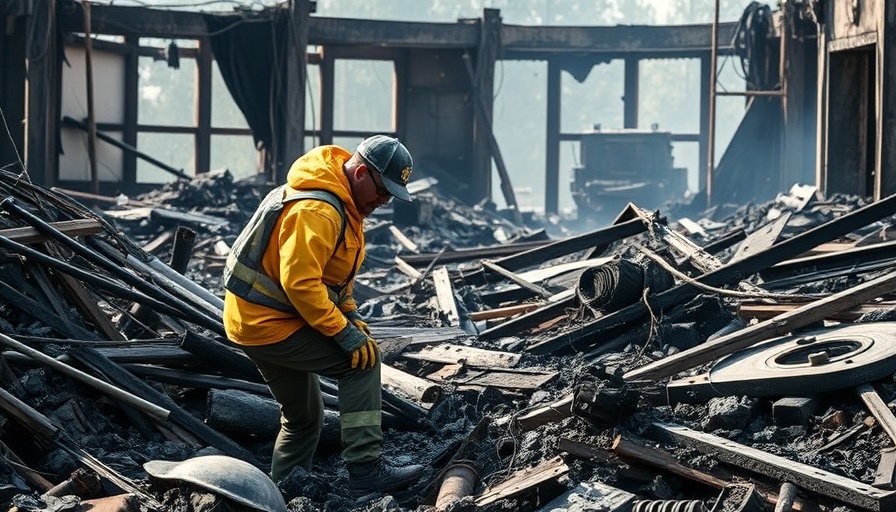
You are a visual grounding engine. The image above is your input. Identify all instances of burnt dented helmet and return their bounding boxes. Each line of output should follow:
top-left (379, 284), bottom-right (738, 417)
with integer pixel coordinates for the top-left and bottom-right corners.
top-left (144, 455), bottom-right (287, 512)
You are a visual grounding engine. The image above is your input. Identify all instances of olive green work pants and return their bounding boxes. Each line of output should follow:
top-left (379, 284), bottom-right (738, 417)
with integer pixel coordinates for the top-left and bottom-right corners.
top-left (239, 325), bottom-right (383, 481)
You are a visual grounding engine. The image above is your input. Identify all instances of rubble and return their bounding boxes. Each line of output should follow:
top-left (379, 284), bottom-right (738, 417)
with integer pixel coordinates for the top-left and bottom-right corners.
top-left (1, 169), bottom-right (896, 511)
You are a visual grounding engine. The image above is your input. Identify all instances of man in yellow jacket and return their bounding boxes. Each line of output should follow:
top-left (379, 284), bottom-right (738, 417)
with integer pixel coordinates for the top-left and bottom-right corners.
top-left (222, 135), bottom-right (422, 497)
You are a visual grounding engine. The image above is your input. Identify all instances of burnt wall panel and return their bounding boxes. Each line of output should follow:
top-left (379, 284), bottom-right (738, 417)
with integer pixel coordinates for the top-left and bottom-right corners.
top-left (782, 30), bottom-right (818, 190)
top-left (880, 1), bottom-right (896, 198)
top-left (405, 91), bottom-right (471, 197)
top-left (403, 48), bottom-right (477, 203)
top-left (0, 14), bottom-right (26, 173)
top-left (828, 0), bottom-right (880, 41)
top-left (825, 48), bottom-right (874, 196)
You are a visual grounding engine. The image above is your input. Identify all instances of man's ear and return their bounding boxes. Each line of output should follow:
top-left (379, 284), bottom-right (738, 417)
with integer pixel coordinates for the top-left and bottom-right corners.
top-left (353, 162), bottom-right (368, 180)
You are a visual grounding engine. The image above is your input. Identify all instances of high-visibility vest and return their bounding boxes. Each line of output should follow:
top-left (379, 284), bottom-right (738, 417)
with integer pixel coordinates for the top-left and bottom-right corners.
top-left (223, 186), bottom-right (348, 313)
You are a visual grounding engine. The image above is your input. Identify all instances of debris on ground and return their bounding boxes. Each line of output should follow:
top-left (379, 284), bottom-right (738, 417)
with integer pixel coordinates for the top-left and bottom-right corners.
top-left (1, 170), bottom-right (896, 511)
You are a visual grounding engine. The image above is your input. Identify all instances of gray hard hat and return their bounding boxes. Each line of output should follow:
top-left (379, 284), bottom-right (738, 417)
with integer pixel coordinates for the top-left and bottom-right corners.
top-left (356, 135), bottom-right (414, 202)
top-left (143, 455), bottom-right (287, 512)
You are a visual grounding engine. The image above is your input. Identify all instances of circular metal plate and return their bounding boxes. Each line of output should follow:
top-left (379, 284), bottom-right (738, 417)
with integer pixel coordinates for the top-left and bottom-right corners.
top-left (706, 323), bottom-right (896, 397)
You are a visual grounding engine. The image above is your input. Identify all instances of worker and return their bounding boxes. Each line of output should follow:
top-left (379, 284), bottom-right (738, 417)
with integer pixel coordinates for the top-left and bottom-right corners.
top-left (222, 135), bottom-right (423, 497)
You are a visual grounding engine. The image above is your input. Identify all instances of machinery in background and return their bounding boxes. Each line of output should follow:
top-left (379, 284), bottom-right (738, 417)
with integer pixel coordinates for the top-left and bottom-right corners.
top-left (571, 127), bottom-right (688, 223)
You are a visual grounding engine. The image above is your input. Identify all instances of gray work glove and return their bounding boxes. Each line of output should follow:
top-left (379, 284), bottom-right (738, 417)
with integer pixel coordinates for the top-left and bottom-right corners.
top-left (334, 323), bottom-right (379, 371)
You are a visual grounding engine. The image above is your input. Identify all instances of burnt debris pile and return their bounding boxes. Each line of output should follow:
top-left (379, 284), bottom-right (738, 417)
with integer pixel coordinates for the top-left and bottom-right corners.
top-left (1, 171), bottom-right (896, 511)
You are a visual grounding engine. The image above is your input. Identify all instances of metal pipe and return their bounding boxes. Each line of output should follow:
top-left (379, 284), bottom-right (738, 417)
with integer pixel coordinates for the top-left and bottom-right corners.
top-left (62, 116), bottom-right (191, 181)
top-left (0, 234), bottom-right (190, 322)
top-left (435, 462), bottom-right (479, 510)
top-left (706, 0), bottom-right (720, 209)
top-left (127, 254), bottom-right (222, 319)
top-left (146, 255), bottom-right (224, 311)
top-left (774, 482), bottom-right (798, 512)
top-left (0, 332), bottom-right (170, 421)
top-left (0, 197), bottom-right (224, 334)
top-left (716, 90), bottom-right (786, 97)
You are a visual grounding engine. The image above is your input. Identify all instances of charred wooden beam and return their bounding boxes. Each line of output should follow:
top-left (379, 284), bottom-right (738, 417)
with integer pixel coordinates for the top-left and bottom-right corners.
top-left (0, 219), bottom-right (102, 244)
top-left (609, 435), bottom-right (749, 501)
top-left (57, 273), bottom-right (125, 341)
top-left (0, 386), bottom-right (162, 507)
top-left (148, 207), bottom-right (229, 227)
top-left (318, 377), bottom-right (430, 429)
top-left (474, 455), bottom-right (568, 506)
top-left (0, 440), bottom-right (54, 492)
top-left (738, 301), bottom-right (896, 322)
top-left (0, 277), bottom-right (100, 340)
top-left (468, 303), bottom-right (540, 321)
top-left (874, 448), bottom-right (896, 490)
top-left (94, 238), bottom-right (223, 320)
top-left (404, 343), bottom-right (521, 368)
top-left (477, 294), bottom-right (571, 341)
top-left (394, 256), bottom-right (422, 279)
top-left (179, 331), bottom-right (261, 382)
top-left (401, 240), bottom-right (548, 267)
top-left (50, 187), bottom-right (155, 208)
top-left (69, 346), bottom-right (260, 466)
top-left (699, 227), bottom-right (746, 255)
top-left (480, 259), bottom-right (553, 298)
top-left (0, 236), bottom-right (192, 327)
top-left (760, 239), bottom-right (896, 282)
top-left (624, 268), bottom-right (896, 381)
top-left (0, 385), bottom-right (60, 440)
top-left (382, 363), bottom-right (442, 405)
top-left (653, 422), bottom-right (896, 511)
top-left (0, 204), bottom-right (223, 334)
top-left (502, 22), bottom-right (737, 57)
top-left (62, 116), bottom-right (191, 180)
top-left (514, 394), bottom-right (572, 432)
top-left (432, 266), bottom-right (461, 327)
top-left (538, 192), bottom-right (896, 356)
top-left (427, 364), bottom-right (555, 391)
top-left (0, 333), bottom-right (170, 420)
top-left (856, 384), bottom-right (896, 446)
top-left (122, 364), bottom-right (271, 396)
top-left (557, 437), bottom-right (615, 463)
top-left (474, 217), bottom-right (648, 281)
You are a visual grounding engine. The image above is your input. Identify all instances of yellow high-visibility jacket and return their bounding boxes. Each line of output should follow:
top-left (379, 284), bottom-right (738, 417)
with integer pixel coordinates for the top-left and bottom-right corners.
top-left (223, 146), bottom-right (364, 346)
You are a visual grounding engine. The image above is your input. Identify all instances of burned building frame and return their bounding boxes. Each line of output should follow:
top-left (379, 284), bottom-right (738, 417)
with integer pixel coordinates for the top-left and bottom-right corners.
top-left (0, 0), bottom-right (893, 212)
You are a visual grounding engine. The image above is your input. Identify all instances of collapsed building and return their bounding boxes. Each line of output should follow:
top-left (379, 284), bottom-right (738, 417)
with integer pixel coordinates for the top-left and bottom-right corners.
top-left (2, 1), bottom-right (896, 511)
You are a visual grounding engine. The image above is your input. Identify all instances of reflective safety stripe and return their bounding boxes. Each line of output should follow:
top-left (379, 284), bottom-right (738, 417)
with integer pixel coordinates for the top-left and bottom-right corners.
top-left (226, 252), bottom-right (294, 311)
top-left (341, 410), bottom-right (382, 429)
top-left (223, 186), bottom-right (347, 312)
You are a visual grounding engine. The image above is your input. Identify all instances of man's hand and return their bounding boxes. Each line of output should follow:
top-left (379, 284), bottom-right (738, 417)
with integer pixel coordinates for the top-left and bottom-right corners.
top-left (350, 338), bottom-right (379, 370)
top-left (334, 322), bottom-right (379, 371)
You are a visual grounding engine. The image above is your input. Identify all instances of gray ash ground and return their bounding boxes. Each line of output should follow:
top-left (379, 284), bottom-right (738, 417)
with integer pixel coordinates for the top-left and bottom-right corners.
top-left (3, 172), bottom-right (895, 511)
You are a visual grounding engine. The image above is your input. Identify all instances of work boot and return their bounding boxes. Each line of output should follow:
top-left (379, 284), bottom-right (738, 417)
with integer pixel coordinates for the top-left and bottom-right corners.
top-left (347, 458), bottom-right (424, 498)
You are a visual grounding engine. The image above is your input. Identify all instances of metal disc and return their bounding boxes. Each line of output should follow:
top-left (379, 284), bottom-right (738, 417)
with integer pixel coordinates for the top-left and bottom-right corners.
top-left (705, 323), bottom-right (896, 397)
